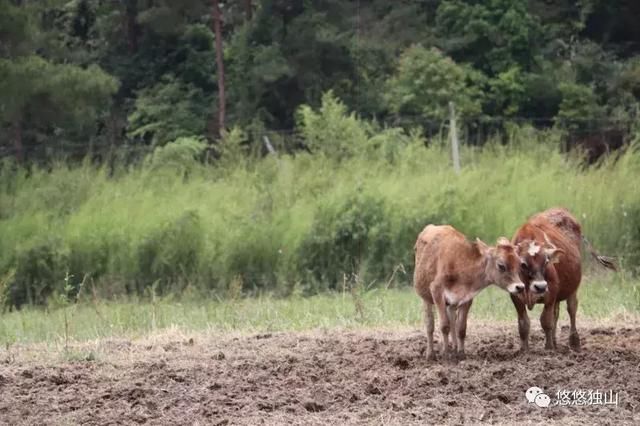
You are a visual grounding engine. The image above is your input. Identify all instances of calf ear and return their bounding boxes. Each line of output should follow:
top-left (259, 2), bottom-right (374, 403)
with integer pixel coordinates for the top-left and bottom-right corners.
top-left (474, 238), bottom-right (490, 256)
top-left (496, 237), bottom-right (511, 247)
top-left (545, 247), bottom-right (565, 264)
top-left (516, 240), bottom-right (531, 256)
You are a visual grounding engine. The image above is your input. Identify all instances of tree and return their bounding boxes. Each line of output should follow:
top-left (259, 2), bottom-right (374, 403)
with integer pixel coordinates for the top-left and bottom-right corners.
top-left (211, 0), bottom-right (226, 136)
top-left (128, 76), bottom-right (210, 145)
top-left (125, 0), bottom-right (139, 54)
top-left (556, 82), bottom-right (605, 131)
top-left (435, 0), bottom-right (544, 75)
top-left (0, 1), bottom-right (118, 163)
top-left (384, 45), bottom-right (483, 122)
top-left (244, 0), bottom-right (253, 21)
top-left (296, 91), bottom-right (370, 160)
top-left (0, 57), bottom-right (118, 162)
top-left (2, 0), bottom-right (640, 161)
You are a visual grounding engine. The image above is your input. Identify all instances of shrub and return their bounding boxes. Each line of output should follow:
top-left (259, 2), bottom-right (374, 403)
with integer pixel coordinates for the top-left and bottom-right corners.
top-left (223, 223), bottom-right (283, 294)
top-left (295, 191), bottom-right (391, 291)
top-left (2, 238), bottom-right (68, 309)
top-left (296, 91), bottom-right (370, 161)
top-left (145, 136), bottom-right (207, 176)
top-left (385, 45), bottom-right (483, 120)
top-left (135, 210), bottom-right (204, 295)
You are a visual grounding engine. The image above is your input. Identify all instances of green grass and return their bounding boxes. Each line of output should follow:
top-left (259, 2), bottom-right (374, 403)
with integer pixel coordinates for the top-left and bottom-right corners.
top-left (1, 274), bottom-right (637, 346)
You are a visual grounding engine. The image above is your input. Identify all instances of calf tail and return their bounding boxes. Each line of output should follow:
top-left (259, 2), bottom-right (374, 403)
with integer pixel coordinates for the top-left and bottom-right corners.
top-left (582, 236), bottom-right (618, 271)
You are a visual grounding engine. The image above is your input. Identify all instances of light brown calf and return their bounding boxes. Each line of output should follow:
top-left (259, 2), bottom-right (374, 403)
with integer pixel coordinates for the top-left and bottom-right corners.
top-left (414, 224), bottom-right (525, 361)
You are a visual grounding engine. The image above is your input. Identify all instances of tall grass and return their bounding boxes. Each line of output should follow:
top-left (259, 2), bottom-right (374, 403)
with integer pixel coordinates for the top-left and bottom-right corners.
top-left (1, 98), bottom-right (639, 308)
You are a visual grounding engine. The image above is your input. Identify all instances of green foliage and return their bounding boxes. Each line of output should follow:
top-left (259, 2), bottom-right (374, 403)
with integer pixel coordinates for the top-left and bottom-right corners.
top-left (296, 91), bottom-right (370, 160)
top-left (436, 0), bottom-right (543, 74)
top-left (296, 191), bottom-right (391, 291)
top-left (0, 1), bottom-right (119, 158)
top-left (0, 56), bottom-right (118, 122)
top-left (3, 1), bottom-right (640, 309)
top-left (556, 82), bottom-right (605, 130)
top-left (0, 0), bottom-right (34, 57)
top-left (3, 238), bottom-right (68, 309)
top-left (174, 24), bottom-right (217, 90)
top-left (385, 45), bottom-right (483, 120)
top-left (146, 136), bottom-right (207, 175)
top-left (1, 125), bottom-right (640, 307)
top-left (619, 57), bottom-right (640, 99)
top-left (3, 0), bottom-right (640, 161)
top-left (137, 0), bottom-right (208, 36)
top-left (136, 210), bottom-right (205, 295)
top-left (223, 222), bottom-right (283, 294)
top-left (487, 66), bottom-right (527, 116)
top-left (218, 127), bottom-right (250, 166)
top-left (128, 77), bottom-right (210, 145)
top-left (366, 127), bottom-right (425, 164)
top-left (227, 25), bottom-right (293, 126)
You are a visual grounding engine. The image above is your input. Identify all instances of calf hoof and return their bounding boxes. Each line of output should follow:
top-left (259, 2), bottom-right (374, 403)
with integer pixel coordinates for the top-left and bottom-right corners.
top-left (569, 333), bottom-right (581, 351)
top-left (441, 351), bottom-right (457, 364)
top-left (426, 351), bottom-right (437, 361)
top-left (456, 351), bottom-right (466, 361)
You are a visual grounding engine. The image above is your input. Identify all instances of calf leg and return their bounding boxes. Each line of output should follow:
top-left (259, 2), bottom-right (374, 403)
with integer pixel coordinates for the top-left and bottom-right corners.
top-left (446, 304), bottom-right (458, 353)
top-left (540, 300), bottom-right (557, 350)
top-left (511, 295), bottom-right (530, 353)
top-left (552, 301), bottom-right (560, 349)
top-left (432, 286), bottom-right (452, 360)
top-left (423, 300), bottom-right (436, 360)
top-left (567, 292), bottom-right (581, 350)
top-left (455, 300), bottom-right (473, 360)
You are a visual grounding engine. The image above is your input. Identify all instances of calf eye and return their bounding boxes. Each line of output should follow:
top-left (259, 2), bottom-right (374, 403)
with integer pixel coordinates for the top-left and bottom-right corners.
top-left (497, 263), bottom-right (507, 272)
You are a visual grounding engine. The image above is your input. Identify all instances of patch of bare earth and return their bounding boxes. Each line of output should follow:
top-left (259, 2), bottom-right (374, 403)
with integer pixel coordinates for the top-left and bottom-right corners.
top-left (0, 321), bottom-right (639, 425)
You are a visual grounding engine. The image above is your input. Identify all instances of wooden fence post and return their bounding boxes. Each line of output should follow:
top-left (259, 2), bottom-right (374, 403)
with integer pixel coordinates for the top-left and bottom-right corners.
top-left (449, 101), bottom-right (461, 174)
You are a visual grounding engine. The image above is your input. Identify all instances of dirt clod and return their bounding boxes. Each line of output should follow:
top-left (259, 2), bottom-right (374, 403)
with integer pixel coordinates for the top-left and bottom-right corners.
top-left (302, 400), bottom-right (325, 412)
top-left (392, 356), bottom-right (410, 370)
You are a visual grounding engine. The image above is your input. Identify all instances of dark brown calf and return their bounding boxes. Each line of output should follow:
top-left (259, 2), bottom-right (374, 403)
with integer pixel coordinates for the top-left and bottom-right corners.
top-left (511, 208), bottom-right (616, 351)
top-left (567, 129), bottom-right (627, 165)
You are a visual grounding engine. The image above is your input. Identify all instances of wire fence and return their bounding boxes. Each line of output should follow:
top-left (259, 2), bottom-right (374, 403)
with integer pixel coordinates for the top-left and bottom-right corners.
top-left (0, 115), bottom-right (637, 165)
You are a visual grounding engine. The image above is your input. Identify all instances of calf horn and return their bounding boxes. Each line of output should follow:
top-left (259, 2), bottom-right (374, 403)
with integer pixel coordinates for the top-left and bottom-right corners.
top-left (542, 232), bottom-right (556, 250)
top-left (542, 232), bottom-right (559, 258)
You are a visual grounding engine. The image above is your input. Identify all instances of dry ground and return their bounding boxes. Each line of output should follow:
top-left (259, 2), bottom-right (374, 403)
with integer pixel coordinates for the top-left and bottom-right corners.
top-left (1, 320), bottom-right (639, 425)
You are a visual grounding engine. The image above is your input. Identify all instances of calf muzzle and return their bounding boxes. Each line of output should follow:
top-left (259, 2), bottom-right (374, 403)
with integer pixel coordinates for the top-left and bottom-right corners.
top-left (508, 282), bottom-right (525, 294)
top-left (531, 280), bottom-right (548, 293)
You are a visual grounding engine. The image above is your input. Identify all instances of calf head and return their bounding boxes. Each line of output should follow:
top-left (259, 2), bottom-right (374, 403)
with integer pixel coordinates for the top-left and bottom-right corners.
top-left (515, 234), bottom-right (564, 307)
top-left (475, 237), bottom-right (525, 295)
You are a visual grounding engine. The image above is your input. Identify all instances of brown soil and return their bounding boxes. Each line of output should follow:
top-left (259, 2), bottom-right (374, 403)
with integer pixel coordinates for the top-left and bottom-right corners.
top-left (0, 322), bottom-right (639, 425)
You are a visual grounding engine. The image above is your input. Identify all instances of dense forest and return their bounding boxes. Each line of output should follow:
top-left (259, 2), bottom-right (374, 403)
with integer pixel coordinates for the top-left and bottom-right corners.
top-left (2, 0), bottom-right (640, 162)
top-left (2, 1), bottom-right (640, 309)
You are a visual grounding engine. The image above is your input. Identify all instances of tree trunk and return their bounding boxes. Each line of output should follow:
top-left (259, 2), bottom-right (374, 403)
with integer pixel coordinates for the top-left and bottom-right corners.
top-left (244, 0), bottom-right (252, 21)
top-left (125, 0), bottom-right (138, 53)
top-left (212, 0), bottom-right (226, 136)
top-left (13, 117), bottom-right (24, 164)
